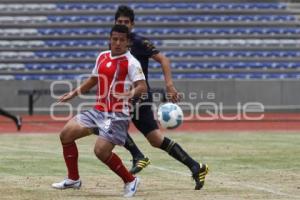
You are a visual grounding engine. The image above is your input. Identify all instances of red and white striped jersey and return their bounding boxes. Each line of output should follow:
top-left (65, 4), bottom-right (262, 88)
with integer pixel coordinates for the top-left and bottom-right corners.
top-left (91, 50), bottom-right (145, 115)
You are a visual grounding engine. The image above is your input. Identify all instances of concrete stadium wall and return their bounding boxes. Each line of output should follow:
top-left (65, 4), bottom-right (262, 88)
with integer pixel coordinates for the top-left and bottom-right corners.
top-left (1, 79), bottom-right (300, 115)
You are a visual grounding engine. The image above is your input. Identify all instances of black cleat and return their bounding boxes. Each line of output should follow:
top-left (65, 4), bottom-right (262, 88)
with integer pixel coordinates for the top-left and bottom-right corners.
top-left (192, 163), bottom-right (209, 190)
top-left (130, 157), bottom-right (150, 174)
top-left (15, 116), bottom-right (22, 131)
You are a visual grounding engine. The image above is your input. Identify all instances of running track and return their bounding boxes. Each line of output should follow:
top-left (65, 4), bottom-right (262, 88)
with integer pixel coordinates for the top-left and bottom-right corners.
top-left (1, 113), bottom-right (300, 133)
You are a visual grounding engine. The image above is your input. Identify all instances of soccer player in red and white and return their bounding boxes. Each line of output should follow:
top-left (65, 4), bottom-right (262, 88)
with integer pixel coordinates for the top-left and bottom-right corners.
top-left (52, 24), bottom-right (147, 198)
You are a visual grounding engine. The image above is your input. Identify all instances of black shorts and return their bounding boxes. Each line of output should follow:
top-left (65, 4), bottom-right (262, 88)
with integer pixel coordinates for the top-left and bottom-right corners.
top-left (131, 103), bottom-right (159, 136)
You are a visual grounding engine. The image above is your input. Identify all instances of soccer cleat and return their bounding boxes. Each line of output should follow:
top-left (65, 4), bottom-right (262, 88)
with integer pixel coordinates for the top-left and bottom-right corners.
top-left (130, 157), bottom-right (150, 174)
top-left (15, 116), bottom-right (22, 131)
top-left (124, 177), bottom-right (140, 197)
top-left (192, 163), bottom-right (209, 190)
top-left (51, 178), bottom-right (82, 190)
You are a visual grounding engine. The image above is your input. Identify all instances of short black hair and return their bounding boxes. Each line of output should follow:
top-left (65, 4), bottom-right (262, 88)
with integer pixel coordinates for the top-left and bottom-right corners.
top-left (110, 24), bottom-right (130, 39)
top-left (115, 5), bottom-right (135, 22)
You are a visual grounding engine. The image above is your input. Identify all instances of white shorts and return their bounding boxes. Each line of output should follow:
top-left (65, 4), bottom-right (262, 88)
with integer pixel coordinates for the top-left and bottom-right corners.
top-left (75, 109), bottom-right (130, 145)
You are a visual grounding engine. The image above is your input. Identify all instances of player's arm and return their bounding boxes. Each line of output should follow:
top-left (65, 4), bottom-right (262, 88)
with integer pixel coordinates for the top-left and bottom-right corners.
top-left (152, 53), bottom-right (181, 103)
top-left (112, 80), bottom-right (147, 100)
top-left (131, 79), bottom-right (147, 98)
top-left (58, 52), bottom-right (103, 103)
top-left (58, 76), bottom-right (98, 103)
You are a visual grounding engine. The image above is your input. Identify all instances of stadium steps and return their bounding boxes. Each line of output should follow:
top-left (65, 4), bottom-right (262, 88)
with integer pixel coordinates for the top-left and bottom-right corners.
top-left (1, 17), bottom-right (299, 28)
top-left (2, 58), bottom-right (300, 64)
top-left (3, 73), bottom-right (300, 81)
top-left (1, 2), bottom-right (299, 16)
top-left (2, 68), bottom-right (300, 74)
top-left (3, 61), bottom-right (300, 71)
top-left (1, 39), bottom-right (300, 51)
top-left (1, 1), bottom-right (300, 79)
top-left (2, 27), bottom-right (300, 40)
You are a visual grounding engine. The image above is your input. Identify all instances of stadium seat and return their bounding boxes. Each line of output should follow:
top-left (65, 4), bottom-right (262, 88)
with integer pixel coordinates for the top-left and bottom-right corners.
top-left (12, 61), bottom-right (299, 71)
top-left (31, 14), bottom-right (295, 24)
top-left (0, 1), bottom-right (298, 81)
top-left (51, 3), bottom-right (287, 11)
top-left (8, 71), bottom-right (300, 81)
top-left (24, 63), bottom-right (93, 70)
top-left (2, 27), bottom-right (299, 37)
top-left (3, 50), bottom-right (300, 60)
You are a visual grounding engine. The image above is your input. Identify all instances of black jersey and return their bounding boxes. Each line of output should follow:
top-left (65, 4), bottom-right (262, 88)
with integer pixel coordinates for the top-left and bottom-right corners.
top-left (129, 33), bottom-right (159, 86)
top-left (129, 33), bottom-right (160, 131)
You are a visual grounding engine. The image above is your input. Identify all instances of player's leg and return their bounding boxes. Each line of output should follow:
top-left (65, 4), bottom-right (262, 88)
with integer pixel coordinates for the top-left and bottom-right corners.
top-left (145, 127), bottom-right (208, 190)
top-left (126, 104), bottom-right (158, 174)
top-left (92, 127), bottom-right (149, 175)
top-left (52, 116), bottom-right (93, 189)
top-left (89, 108), bottom-right (149, 174)
top-left (94, 137), bottom-right (140, 197)
top-left (94, 113), bottom-right (140, 197)
top-left (0, 108), bottom-right (22, 130)
top-left (94, 137), bottom-right (135, 183)
top-left (124, 132), bottom-right (145, 160)
top-left (124, 132), bottom-right (150, 174)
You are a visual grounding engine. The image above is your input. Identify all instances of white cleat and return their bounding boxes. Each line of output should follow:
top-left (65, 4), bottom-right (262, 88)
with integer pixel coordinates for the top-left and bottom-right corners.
top-left (52, 178), bottom-right (82, 190)
top-left (123, 177), bottom-right (140, 197)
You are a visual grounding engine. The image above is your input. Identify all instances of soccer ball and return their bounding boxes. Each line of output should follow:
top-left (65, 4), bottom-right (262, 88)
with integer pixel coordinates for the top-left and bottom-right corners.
top-left (157, 103), bottom-right (184, 129)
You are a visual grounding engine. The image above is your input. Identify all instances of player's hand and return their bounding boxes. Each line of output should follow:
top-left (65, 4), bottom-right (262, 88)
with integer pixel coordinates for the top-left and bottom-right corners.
top-left (57, 91), bottom-right (76, 103)
top-left (166, 85), bottom-right (181, 103)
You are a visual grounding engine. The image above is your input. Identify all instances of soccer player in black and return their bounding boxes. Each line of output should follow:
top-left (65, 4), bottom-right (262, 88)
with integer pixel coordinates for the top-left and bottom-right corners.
top-left (115, 5), bottom-right (208, 190)
top-left (0, 107), bottom-right (22, 131)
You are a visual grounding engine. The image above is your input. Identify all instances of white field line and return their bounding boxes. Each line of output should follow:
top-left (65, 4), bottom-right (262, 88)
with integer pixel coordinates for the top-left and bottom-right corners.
top-left (148, 164), bottom-right (300, 199)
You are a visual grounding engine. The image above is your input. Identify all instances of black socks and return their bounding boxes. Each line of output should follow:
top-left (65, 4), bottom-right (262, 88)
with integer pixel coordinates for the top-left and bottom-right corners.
top-left (160, 137), bottom-right (198, 170)
top-left (124, 133), bottom-right (145, 159)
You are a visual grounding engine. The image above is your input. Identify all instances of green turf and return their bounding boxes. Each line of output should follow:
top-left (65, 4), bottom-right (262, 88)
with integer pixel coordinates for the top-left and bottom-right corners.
top-left (0, 132), bottom-right (299, 200)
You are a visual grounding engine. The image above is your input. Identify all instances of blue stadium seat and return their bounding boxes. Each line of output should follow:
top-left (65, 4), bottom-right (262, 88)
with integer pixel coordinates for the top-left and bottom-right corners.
top-left (212, 3), bottom-right (285, 10)
top-left (37, 28), bottom-right (110, 36)
top-left (5, 50), bottom-right (297, 59)
top-left (38, 14), bottom-right (280, 23)
top-left (105, 3), bottom-right (195, 10)
top-left (286, 74), bottom-right (300, 79)
top-left (34, 51), bottom-right (98, 58)
top-left (14, 74), bottom-right (79, 81)
top-left (1, 2), bottom-right (287, 12)
top-left (54, 3), bottom-right (286, 11)
top-left (44, 40), bottom-right (109, 47)
top-left (20, 62), bottom-right (300, 71)
top-left (164, 51), bottom-right (300, 58)
top-left (56, 3), bottom-right (101, 10)
top-left (34, 27), bottom-right (300, 37)
top-left (25, 63), bottom-right (94, 70)
top-left (3, 50), bottom-right (300, 60)
top-left (169, 62), bottom-right (300, 70)
top-left (47, 15), bottom-right (113, 23)
top-left (10, 71), bottom-right (300, 80)
top-left (2, 2), bottom-right (297, 82)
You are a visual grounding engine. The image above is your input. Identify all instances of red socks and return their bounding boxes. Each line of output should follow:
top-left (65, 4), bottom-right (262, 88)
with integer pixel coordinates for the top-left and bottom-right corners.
top-left (63, 142), bottom-right (79, 180)
top-left (63, 142), bottom-right (133, 183)
top-left (104, 152), bottom-right (135, 183)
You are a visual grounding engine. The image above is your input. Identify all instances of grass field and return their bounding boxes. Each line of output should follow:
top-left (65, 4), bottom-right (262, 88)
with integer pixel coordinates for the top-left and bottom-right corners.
top-left (0, 131), bottom-right (299, 200)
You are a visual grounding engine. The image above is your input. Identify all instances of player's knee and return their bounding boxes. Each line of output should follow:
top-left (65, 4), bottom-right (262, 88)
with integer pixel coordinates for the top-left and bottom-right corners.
top-left (59, 130), bottom-right (68, 144)
top-left (94, 146), bottom-right (105, 161)
top-left (59, 128), bottom-right (74, 144)
top-left (149, 140), bottom-right (161, 148)
top-left (94, 146), bottom-right (100, 159)
top-left (146, 130), bottom-right (164, 148)
top-left (148, 136), bottom-right (163, 148)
